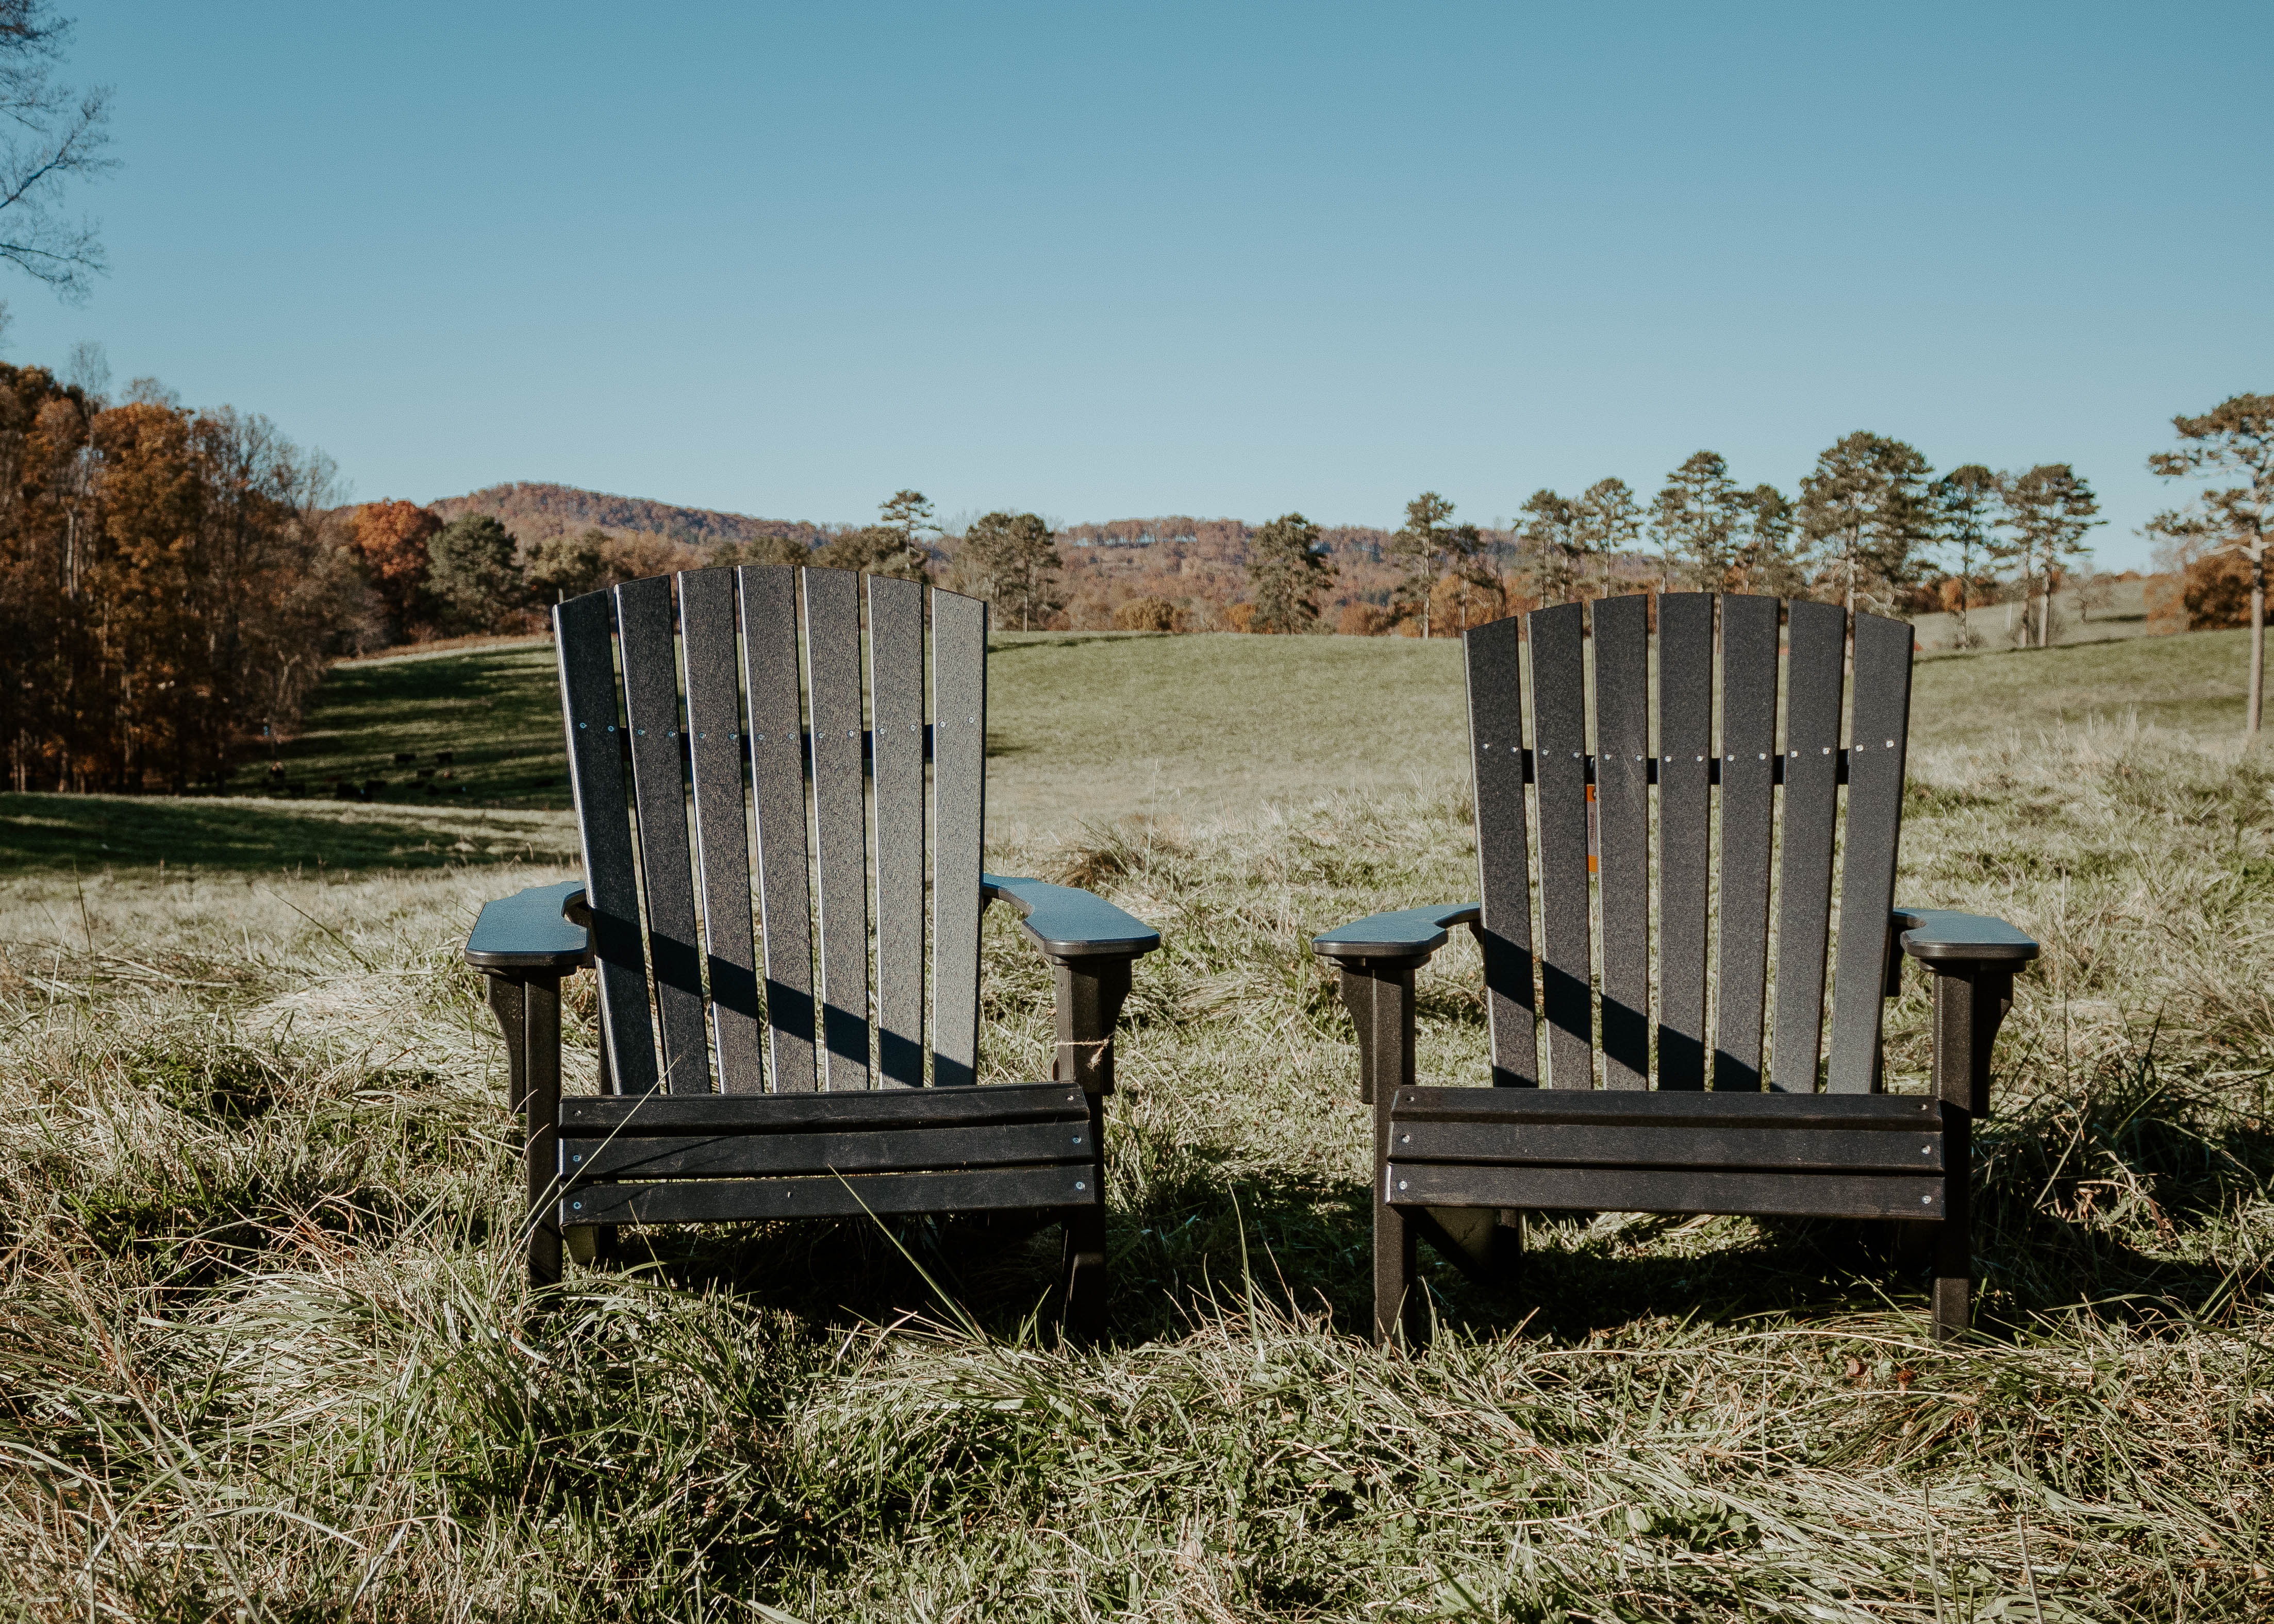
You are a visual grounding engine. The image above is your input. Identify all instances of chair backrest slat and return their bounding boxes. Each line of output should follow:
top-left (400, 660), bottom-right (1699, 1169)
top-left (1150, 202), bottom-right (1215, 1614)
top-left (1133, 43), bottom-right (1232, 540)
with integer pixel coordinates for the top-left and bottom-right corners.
top-left (1528, 603), bottom-right (1595, 1089)
top-left (1464, 615), bottom-right (1538, 1086)
top-left (802, 568), bottom-right (871, 1091)
top-left (739, 565), bottom-right (817, 1091)
top-left (1591, 593), bottom-right (1651, 1090)
top-left (1768, 599), bottom-right (1847, 1093)
top-left (617, 576), bottom-right (713, 1095)
top-left (679, 567), bottom-right (763, 1092)
top-left (557, 590), bottom-right (659, 1094)
top-left (929, 588), bottom-right (988, 1087)
top-left (868, 575), bottom-right (928, 1086)
top-left (1713, 594), bottom-right (1780, 1091)
top-left (1825, 611), bottom-right (1914, 1091)
top-left (1654, 592), bottom-right (1716, 1090)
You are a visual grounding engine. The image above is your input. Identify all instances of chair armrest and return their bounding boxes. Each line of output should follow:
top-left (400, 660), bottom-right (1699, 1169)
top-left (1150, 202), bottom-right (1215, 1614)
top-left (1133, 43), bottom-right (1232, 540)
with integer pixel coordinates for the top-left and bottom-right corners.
top-left (982, 874), bottom-right (1160, 960)
top-left (1313, 903), bottom-right (1481, 965)
top-left (1894, 907), bottom-right (2039, 969)
top-left (466, 880), bottom-right (591, 972)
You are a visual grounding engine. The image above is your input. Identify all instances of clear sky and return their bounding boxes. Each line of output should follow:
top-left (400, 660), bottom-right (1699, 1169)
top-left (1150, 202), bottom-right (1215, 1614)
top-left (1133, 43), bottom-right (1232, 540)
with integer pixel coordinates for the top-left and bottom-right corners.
top-left (12, 2), bottom-right (2271, 566)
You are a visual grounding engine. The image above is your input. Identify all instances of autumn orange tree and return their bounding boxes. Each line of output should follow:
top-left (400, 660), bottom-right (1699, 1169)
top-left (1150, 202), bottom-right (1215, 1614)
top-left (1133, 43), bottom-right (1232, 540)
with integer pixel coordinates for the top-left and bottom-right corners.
top-left (0, 363), bottom-right (372, 793)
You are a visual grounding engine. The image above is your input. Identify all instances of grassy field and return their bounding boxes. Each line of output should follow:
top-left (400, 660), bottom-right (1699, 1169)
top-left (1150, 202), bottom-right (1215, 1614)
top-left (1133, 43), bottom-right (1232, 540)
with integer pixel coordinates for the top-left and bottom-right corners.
top-left (3, 628), bottom-right (2272, 1619)
top-left (5, 619), bottom-right (2265, 874)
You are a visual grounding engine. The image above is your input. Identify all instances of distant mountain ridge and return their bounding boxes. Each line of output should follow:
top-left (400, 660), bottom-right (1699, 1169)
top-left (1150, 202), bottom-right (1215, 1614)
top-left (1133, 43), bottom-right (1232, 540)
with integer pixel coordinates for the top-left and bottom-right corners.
top-left (426, 482), bottom-right (824, 549)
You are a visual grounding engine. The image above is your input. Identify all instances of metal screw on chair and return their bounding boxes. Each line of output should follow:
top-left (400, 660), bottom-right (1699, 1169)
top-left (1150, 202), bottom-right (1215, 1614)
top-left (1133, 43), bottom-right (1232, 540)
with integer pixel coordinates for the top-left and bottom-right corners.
top-left (1921, 1195), bottom-right (1933, 1205)
top-left (1397, 1181), bottom-right (1408, 1192)
top-left (1074, 1181), bottom-right (1086, 1192)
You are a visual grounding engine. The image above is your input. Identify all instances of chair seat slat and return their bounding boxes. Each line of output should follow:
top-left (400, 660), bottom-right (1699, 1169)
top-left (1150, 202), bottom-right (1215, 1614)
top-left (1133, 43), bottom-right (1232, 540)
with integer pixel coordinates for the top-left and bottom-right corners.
top-left (1386, 1083), bottom-right (1941, 1129)
top-left (1385, 1163), bottom-right (1945, 1220)
top-left (564, 1119), bottom-right (1091, 1181)
top-left (1391, 1121), bottom-right (1942, 1174)
top-left (565, 1165), bottom-right (1098, 1226)
top-left (562, 1079), bottom-right (1088, 1134)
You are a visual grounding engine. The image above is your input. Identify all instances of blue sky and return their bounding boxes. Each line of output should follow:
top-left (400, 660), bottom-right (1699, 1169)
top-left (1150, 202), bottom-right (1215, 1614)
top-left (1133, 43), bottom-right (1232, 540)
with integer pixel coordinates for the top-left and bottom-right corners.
top-left (12, 2), bottom-right (2270, 567)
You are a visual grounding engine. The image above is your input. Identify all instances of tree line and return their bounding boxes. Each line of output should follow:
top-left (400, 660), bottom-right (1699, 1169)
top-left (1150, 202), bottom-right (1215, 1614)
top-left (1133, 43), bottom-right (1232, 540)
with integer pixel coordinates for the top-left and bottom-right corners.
top-left (0, 363), bottom-right (363, 792)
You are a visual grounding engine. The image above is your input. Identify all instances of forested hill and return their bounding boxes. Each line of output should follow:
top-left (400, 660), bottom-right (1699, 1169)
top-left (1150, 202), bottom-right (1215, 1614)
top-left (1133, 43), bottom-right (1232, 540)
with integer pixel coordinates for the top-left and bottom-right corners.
top-left (426, 482), bottom-right (823, 549)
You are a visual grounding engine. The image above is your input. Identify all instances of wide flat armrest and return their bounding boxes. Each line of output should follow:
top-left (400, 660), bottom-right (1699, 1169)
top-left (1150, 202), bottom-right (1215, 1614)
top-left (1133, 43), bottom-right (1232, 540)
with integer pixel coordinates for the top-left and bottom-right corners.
top-left (982, 874), bottom-right (1160, 959)
top-left (1314, 902), bottom-right (1481, 963)
top-left (466, 880), bottom-right (590, 972)
top-left (1895, 906), bottom-right (2038, 967)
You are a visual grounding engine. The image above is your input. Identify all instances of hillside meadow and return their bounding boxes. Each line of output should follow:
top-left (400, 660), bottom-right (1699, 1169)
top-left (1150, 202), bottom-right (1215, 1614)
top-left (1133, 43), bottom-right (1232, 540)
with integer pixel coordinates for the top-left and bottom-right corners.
top-left (1, 625), bottom-right (2271, 1619)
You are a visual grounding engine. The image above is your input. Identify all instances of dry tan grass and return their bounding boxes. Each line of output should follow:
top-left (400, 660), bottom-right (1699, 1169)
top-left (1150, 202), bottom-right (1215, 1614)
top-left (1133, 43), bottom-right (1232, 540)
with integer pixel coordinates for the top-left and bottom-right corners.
top-left (0, 719), bottom-right (2270, 1619)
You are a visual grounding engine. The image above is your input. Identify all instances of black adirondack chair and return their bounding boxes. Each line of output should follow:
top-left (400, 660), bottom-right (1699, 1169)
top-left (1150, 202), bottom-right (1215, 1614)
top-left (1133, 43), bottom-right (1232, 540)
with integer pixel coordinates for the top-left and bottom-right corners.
top-left (463, 566), bottom-right (1159, 1335)
top-left (1312, 595), bottom-right (2037, 1346)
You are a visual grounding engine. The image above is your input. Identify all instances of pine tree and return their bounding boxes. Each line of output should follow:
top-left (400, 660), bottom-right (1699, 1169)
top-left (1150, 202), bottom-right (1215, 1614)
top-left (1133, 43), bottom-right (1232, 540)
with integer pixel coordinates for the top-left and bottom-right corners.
top-left (2147, 394), bottom-right (2274, 736)
top-left (1649, 452), bottom-right (1742, 592)
top-left (1930, 465), bottom-right (2000, 646)
top-left (1795, 432), bottom-right (1935, 614)
top-left (1998, 464), bottom-right (2100, 648)
top-left (1245, 512), bottom-right (1335, 632)
top-left (956, 510), bottom-right (1061, 630)
top-left (1518, 489), bottom-right (1585, 606)
top-left (1388, 492), bottom-right (1456, 636)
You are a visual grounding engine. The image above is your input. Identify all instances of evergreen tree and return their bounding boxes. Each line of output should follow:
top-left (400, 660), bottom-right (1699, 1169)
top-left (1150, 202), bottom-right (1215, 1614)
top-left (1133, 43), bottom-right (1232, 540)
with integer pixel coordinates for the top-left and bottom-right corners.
top-left (1648, 452), bottom-right (1742, 591)
top-left (1518, 489), bottom-right (1585, 606)
top-left (1795, 432), bottom-right (1935, 614)
top-left (1733, 484), bottom-right (1801, 596)
top-left (957, 510), bottom-right (1061, 630)
top-left (1245, 511), bottom-right (1335, 632)
top-left (1931, 465), bottom-right (2000, 645)
top-left (1571, 478), bottom-right (1642, 596)
top-left (426, 514), bottom-right (525, 634)
top-left (876, 488), bottom-right (940, 577)
top-left (1998, 463), bottom-right (2100, 649)
top-left (1388, 492), bottom-right (1456, 636)
top-left (2147, 393), bottom-right (2274, 735)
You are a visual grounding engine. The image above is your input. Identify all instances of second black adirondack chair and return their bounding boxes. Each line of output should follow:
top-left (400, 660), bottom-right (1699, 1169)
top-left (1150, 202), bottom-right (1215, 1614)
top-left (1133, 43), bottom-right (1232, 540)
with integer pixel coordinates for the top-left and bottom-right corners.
top-left (463, 566), bottom-right (1159, 1336)
top-left (1313, 595), bottom-right (2037, 1346)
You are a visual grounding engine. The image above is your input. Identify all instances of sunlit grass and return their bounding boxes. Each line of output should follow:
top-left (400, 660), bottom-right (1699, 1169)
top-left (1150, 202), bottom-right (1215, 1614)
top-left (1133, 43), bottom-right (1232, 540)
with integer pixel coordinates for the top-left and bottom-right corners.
top-left (4, 673), bottom-right (2272, 1615)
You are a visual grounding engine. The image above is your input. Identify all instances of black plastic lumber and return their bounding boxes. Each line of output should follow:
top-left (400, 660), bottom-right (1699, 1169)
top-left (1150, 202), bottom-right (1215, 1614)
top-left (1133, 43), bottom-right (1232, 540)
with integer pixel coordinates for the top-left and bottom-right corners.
top-left (983, 875), bottom-right (1162, 958)
top-left (563, 1165), bottom-right (1099, 1226)
top-left (464, 880), bottom-right (589, 971)
top-left (1384, 1164), bottom-right (1947, 1221)
top-left (1896, 908), bottom-right (2040, 965)
top-left (561, 1079), bottom-right (1090, 1134)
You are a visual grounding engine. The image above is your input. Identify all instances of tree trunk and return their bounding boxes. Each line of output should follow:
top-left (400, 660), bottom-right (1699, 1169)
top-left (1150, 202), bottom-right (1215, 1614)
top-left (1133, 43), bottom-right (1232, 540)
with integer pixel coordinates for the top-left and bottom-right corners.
top-left (2250, 543), bottom-right (2266, 739)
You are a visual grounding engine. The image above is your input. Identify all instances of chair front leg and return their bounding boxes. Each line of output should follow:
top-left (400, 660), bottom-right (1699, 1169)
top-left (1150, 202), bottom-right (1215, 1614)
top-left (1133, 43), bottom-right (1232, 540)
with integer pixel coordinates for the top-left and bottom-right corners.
top-left (1928, 966), bottom-right (2012, 1340)
top-left (1335, 958), bottom-right (1428, 1349)
top-left (1051, 954), bottom-right (1134, 1343)
top-left (486, 970), bottom-right (565, 1287)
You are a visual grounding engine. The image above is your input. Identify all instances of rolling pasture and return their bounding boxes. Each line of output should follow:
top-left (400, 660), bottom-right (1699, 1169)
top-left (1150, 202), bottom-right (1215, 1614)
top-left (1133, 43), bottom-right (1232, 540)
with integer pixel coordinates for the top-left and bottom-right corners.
top-left (1, 624), bottom-right (2270, 1619)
